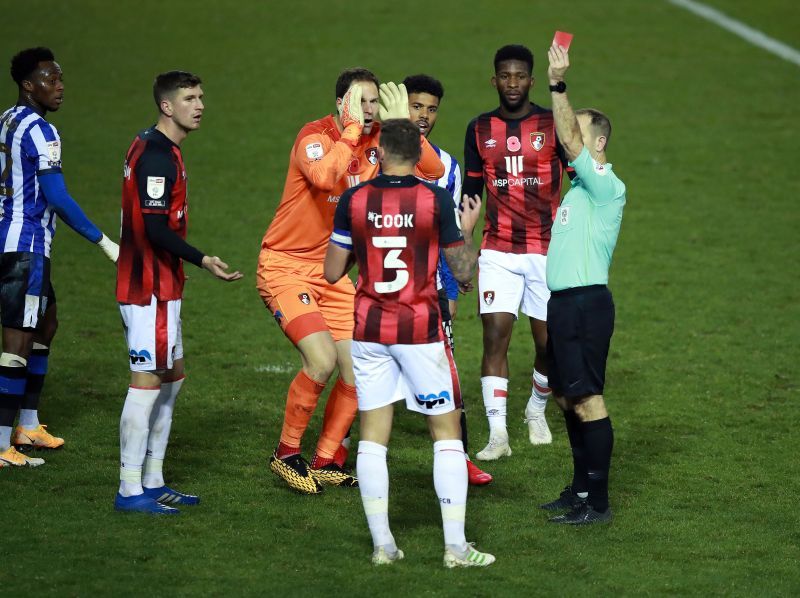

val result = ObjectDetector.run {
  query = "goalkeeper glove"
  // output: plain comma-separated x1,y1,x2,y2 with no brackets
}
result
338,84,364,146
378,82,410,121
97,233,119,263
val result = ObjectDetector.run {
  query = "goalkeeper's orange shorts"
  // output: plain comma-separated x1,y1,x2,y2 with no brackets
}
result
257,248,355,344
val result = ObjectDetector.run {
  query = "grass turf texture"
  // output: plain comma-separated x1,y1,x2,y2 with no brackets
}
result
3,0,799,595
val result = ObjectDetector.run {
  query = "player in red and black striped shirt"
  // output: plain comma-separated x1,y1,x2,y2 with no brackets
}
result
114,71,242,516
324,119,495,567
463,44,568,460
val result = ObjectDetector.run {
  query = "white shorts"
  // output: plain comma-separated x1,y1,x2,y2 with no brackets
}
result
120,296,183,372
351,340,462,415
477,249,549,320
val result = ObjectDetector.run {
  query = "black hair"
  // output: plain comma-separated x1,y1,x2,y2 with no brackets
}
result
335,67,379,100
11,47,55,85
379,119,421,163
153,71,202,107
493,44,533,73
402,74,444,100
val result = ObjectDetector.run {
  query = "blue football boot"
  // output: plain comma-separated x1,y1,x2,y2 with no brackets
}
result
143,485,200,506
114,493,180,515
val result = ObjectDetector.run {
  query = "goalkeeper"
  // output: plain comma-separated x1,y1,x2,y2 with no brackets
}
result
257,69,444,495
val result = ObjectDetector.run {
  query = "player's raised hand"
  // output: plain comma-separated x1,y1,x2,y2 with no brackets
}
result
201,256,243,282
338,84,364,129
459,194,482,236
547,43,570,82
378,82,410,121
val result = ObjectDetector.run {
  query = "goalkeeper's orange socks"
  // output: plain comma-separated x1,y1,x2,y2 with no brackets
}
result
312,378,357,466
277,370,325,459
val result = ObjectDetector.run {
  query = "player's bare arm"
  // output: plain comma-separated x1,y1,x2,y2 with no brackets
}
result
547,44,583,161
201,256,243,281
547,44,582,160
323,244,352,284
443,194,481,283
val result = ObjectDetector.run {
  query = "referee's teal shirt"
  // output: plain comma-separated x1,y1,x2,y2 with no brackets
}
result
546,146,626,292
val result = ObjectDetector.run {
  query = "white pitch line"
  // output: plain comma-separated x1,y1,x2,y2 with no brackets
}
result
667,0,800,67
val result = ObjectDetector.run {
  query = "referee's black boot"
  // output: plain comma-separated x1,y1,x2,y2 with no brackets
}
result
548,502,612,525
539,485,586,511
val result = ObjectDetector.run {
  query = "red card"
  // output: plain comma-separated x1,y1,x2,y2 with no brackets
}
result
553,31,573,51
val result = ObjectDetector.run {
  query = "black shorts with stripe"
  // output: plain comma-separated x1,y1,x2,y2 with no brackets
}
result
546,285,614,399
0,252,56,330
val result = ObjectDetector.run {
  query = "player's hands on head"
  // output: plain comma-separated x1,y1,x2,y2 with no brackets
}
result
339,84,364,129
378,82,410,121
459,194,482,236
547,43,570,82
201,255,243,282
97,234,120,263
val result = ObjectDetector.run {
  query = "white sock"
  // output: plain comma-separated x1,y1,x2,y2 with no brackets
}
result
18,409,39,429
356,440,396,551
119,386,160,497
433,439,468,553
481,376,508,435
143,378,183,489
526,369,551,413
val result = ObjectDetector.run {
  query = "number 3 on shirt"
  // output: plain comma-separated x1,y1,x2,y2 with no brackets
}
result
372,236,409,294
0,142,12,197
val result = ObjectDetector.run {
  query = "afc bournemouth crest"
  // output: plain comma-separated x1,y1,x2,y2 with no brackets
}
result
483,290,495,305
298,293,311,305
366,147,379,165
531,132,545,152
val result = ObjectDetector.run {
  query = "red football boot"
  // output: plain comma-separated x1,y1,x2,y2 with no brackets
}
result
467,459,493,485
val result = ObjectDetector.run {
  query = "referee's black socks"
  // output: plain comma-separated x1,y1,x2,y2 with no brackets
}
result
581,417,614,513
563,409,588,495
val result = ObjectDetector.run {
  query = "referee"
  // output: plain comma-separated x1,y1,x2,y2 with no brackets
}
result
538,42,627,525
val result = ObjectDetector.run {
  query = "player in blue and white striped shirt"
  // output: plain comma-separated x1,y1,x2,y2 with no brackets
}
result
0,47,118,467
404,74,492,486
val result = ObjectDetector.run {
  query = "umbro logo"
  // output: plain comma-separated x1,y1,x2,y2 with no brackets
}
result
484,139,497,149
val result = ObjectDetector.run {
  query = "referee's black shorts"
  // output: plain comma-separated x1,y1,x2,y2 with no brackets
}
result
546,285,614,399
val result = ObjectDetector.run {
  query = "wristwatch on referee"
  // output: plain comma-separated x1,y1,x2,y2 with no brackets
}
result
549,81,567,93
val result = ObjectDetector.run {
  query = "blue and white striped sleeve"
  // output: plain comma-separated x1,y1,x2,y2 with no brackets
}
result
450,160,462,207
26,121,62,174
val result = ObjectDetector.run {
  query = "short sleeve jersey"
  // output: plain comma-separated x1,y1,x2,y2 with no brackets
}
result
116,127,189,305
331,174,464,345
0,105,62,257
546,147,627,292
464,104,566,255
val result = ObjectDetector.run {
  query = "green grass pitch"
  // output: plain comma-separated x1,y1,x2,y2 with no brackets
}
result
3,0,799,595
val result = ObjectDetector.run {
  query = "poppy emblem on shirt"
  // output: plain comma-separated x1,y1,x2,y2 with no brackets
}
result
366,147,379,165
506,136,521,152
298,293,311,305
531,132,545,152
348,158,360,174
483,290,495,305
